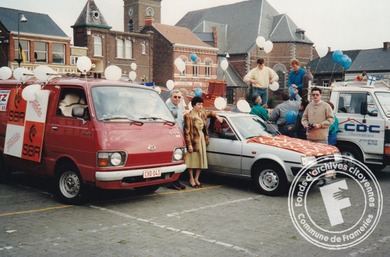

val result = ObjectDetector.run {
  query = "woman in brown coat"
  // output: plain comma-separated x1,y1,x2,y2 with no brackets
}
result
184,97,223,188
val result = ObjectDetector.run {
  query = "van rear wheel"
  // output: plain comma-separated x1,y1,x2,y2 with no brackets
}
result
56,163,87,205
0,155,9,182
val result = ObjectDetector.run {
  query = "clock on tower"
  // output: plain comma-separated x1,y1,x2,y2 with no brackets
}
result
124,0,161,32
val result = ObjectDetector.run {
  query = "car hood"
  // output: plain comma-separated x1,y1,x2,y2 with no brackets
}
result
247,135,339,156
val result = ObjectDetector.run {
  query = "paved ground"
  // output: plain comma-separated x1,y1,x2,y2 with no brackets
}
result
0,167,389,257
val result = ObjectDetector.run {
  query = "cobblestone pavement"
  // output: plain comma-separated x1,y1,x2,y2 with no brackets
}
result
0,167,389,257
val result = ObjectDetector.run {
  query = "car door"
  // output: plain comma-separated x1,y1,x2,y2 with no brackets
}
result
337,92,385,155
206,117,243,174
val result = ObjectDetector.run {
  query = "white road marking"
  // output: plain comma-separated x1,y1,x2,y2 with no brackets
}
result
90,204,257,256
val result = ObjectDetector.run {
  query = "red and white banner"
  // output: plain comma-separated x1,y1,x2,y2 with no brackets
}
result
4,87,49,162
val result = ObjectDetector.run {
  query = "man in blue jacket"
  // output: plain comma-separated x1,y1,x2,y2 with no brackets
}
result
287,59,306,99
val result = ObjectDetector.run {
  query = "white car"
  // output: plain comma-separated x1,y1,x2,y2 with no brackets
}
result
206,112,340,196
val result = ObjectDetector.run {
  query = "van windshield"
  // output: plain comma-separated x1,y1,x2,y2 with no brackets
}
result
91,86,175,123
375,92,390,117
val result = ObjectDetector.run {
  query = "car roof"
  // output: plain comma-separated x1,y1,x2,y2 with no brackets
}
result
216,111,254,118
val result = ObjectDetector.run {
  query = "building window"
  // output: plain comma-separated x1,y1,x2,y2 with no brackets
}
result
116,39,124,58
94,36,102,56
52,43,65,64
205,59,212,78
116,39,133,59
193,63,199,78
70,56,78,65
141,42,146,55
14,39,29,62
125,40,132,59
128,19,134,32
34,42,47,63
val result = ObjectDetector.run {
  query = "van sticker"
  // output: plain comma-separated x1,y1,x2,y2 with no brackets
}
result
4,88,49,162
0,90,11,111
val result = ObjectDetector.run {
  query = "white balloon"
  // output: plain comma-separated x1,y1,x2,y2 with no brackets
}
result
154,86,161,94
214,97,227,110
256,36,266,48
264,40,273,53
104,65,122,81
269,82,279,91
315,45,329,58
220,59,229,71
13,67,33,82
175,58,186,73
33,65,57,82
76,56,92,73
130,62,137,70
0,66,12,80
22,84,41,102
166,80,175,90
129,71,137,81
237,100,251,113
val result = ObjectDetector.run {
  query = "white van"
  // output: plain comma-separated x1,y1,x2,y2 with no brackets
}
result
329,80,390,170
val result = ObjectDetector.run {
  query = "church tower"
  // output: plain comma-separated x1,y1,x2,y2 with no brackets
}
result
124,0,162,32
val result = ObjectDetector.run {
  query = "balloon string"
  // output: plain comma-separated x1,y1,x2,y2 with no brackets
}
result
329,63,337,84
313,57,321,75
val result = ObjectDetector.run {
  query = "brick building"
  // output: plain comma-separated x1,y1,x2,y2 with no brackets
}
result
176,0,316,105
72,0,153,81
142,23,218,90
0,7,75,74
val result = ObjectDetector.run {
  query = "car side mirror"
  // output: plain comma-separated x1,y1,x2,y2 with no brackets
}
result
360,102,367,116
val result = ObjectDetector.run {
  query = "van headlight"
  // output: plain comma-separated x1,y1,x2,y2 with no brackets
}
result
172,147,185,161
97,151,126,167
301,156,316,166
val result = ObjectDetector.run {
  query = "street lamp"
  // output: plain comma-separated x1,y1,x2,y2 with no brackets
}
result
16,13,27,67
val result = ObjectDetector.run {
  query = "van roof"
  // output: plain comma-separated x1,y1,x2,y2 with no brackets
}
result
0,77,153,91
331,80,390,93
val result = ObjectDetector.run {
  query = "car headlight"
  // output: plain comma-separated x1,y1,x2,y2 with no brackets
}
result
172,147,185,161
97,151,126,167
301,156,316,166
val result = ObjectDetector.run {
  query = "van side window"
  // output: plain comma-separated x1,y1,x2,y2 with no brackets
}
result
57,88,89,119
338,93,366,114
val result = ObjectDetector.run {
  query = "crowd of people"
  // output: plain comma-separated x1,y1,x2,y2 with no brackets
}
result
166,58,339,190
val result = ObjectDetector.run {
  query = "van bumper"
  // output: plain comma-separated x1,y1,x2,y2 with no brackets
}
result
95,164,186,189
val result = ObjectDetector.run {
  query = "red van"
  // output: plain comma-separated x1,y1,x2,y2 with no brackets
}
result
0,77,186,204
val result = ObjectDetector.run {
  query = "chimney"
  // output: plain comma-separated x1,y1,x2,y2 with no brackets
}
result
145,16,154,27
383,42,390,51
212,26,218,48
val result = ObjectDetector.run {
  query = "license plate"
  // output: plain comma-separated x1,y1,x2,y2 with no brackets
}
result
143,169,161,178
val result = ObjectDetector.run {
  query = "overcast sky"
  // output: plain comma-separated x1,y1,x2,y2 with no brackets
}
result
1,0,390,51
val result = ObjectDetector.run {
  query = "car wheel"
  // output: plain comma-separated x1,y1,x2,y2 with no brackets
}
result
134,185,160,194
55,163,87,205
253,163,287,196
338,144,363,162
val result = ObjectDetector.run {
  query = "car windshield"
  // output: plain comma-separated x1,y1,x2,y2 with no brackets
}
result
91,86,175,123
230,116,278,139
375,92,390,117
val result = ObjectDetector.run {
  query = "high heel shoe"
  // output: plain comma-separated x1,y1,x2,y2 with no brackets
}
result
195,182,203,188
189,181,198,188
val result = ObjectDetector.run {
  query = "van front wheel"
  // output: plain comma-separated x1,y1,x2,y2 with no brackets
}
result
56,164,87,205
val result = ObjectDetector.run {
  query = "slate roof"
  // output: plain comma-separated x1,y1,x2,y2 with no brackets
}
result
152,23,215,48
217,60,248,88
306,50,361,75
72,0,111,29
176,0,313,55
348,48,390,72
0,6,68,38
